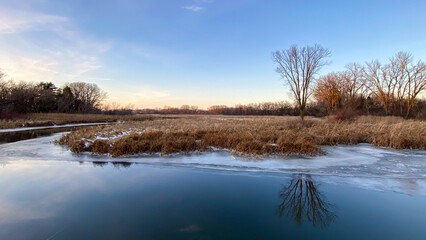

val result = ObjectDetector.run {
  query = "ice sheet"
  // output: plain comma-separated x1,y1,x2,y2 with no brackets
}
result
1,133,425,179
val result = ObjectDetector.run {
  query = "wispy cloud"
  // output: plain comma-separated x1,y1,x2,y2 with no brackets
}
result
182,0,215,13
0,8,112,85
182,6,204,12
0,8,68,34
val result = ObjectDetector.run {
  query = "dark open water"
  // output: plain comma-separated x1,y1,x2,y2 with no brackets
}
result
0,128,425,239
0,161,425,239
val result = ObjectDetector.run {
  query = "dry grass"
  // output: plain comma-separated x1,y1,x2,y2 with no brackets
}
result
57,115,426,157
0,113,159,129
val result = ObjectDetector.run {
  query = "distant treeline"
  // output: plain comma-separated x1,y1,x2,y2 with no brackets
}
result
135,99,425,119
0,70,112,116
214,99,425,118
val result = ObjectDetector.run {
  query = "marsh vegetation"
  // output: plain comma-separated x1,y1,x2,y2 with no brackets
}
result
57,115,426,157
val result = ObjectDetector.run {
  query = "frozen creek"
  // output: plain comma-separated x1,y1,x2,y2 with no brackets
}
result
1,131,426,239
1,132,425,195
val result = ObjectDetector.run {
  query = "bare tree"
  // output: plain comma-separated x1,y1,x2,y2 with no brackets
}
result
365,52,426,117
180,105,191,114
102,102,120,111
0,69,5,80
364,60,394,114
387,52,411,115
405,58,426,118
67,82,107,113
208,105,227,114
342,63,367,105
273,45,331,121
0,69,9,114
8,81,39,113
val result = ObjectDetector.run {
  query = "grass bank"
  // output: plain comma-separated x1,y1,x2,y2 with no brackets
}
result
0,113,158,129
57,115,426,157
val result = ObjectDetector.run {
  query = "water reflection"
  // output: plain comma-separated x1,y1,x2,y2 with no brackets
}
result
92,161,109,167
1,160,426,239
91,161,133,168
277,174,337,228
112,161,133,168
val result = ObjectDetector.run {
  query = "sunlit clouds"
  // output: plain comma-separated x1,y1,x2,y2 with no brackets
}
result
0,8,111,85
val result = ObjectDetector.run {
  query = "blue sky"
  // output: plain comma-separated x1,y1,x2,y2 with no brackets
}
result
0,0,425,108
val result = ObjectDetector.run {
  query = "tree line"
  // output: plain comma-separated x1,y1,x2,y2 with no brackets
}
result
135,102,338,116
138,47,426,119
272,45,426,120
2,45,425,119
0,70,107,116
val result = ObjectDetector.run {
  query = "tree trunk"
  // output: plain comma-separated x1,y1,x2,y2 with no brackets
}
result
300,107,305,122
406,101,412,119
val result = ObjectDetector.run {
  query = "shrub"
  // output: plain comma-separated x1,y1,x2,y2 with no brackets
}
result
328,109,358,122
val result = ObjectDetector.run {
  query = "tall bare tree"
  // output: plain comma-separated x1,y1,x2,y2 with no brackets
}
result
387,52,410,115
342,63,367,105
273,45,331,121
364,60,394,114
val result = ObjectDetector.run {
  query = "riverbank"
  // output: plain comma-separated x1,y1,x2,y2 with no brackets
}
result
0,113,158,129
57,115,426,157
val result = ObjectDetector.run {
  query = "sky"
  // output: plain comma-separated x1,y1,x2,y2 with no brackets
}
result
0,0,425,109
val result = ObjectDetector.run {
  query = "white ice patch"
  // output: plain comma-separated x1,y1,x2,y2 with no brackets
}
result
321,177,426,196
1,133,426,195
90,129,142,141
0,133,425,179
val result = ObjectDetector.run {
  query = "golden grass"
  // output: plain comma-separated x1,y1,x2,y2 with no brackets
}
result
0,113,158,129
57,115,426,157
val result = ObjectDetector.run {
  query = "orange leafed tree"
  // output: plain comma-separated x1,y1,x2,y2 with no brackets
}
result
314,72,344,112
